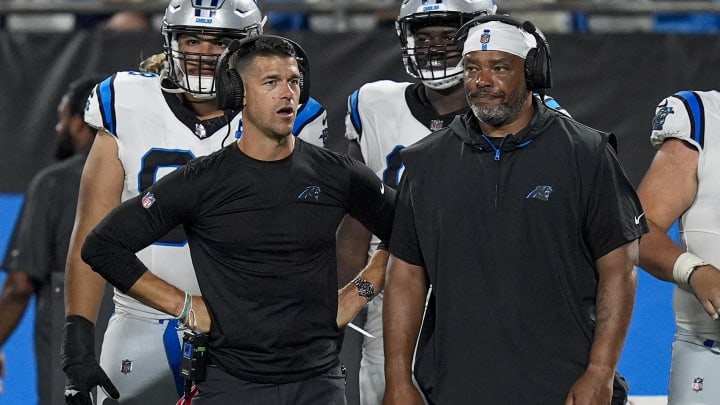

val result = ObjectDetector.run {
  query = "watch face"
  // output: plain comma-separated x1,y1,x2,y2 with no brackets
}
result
353,278,375,301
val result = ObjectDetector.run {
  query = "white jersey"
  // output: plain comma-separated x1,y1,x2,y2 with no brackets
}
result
345,80,470,390
346,81,432,188
650,90,720,340
86,71,327,319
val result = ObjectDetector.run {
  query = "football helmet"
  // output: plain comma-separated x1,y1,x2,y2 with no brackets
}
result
161,0,264,99
397,0,498,90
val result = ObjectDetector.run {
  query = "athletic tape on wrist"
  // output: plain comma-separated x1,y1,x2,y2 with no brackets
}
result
177,292,192,322
673,252,709,285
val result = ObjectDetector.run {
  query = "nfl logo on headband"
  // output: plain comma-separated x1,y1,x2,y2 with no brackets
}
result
481,29,491,44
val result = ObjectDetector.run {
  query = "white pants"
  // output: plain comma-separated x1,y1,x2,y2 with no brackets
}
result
98,311,184,404
667,328,720,405
359,294,385,405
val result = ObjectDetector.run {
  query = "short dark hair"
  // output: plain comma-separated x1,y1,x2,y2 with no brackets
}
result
230,36,298,74
65,75,103,117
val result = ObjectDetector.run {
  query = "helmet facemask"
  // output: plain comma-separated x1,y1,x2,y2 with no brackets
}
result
397,10,492,90
165,33,231,99
160,0,264,99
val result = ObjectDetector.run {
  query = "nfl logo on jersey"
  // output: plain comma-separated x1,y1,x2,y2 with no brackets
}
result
430,119,443,132
141,192,156,209
121,359,133,374
692,377,704,392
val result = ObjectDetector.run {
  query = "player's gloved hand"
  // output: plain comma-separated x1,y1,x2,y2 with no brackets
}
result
61,315,120,404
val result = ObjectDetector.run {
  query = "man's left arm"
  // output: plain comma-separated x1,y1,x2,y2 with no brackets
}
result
337,248,388,328
337,162,396,328
565,240,638,405
80,169,212,330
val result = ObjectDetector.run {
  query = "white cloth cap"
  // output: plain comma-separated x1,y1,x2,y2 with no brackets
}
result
462,20,537,59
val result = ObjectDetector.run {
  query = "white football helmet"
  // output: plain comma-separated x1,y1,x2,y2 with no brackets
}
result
161,0,264,99
397,0,498,90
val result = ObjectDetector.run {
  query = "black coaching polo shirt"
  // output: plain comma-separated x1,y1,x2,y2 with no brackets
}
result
390,104,646,404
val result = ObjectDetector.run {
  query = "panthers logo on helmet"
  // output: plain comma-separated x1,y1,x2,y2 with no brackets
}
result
651,100,674,131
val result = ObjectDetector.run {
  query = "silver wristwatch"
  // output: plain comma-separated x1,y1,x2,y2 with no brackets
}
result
351,278,375,302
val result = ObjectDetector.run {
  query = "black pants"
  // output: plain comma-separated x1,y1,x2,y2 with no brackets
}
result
192,363,347,405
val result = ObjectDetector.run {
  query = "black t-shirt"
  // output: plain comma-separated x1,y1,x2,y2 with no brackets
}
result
82,139,395,384
390,105,647,404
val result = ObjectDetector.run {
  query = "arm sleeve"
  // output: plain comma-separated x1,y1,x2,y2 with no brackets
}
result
346,160,395,243
583,143,648,261
81,167,200,292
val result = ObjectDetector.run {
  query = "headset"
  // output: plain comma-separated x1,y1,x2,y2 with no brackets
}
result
215,35,311,111
456,14,552,92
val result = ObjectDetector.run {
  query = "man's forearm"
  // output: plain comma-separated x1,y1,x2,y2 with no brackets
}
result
383,255,427,386
638,220,684,283
588,242,638,374
336,214,373,287
65,254,107,322
127,271,186,318
337,248,389,327
353,248,389,292
0,273,34,346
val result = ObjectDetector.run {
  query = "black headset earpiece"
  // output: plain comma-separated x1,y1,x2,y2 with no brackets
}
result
215,39,245,111
456,14,552,92
214,35,311,111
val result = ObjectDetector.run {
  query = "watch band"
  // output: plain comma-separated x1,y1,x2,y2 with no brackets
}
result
351,278,375,302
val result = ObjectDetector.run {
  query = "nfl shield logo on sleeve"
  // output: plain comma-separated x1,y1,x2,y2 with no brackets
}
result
141,193,156,209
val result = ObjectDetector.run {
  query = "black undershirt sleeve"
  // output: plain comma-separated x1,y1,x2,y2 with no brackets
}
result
81,200,152,293
81,169,197,293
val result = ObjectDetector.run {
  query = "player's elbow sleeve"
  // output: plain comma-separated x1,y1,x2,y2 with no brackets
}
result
81,230,146,293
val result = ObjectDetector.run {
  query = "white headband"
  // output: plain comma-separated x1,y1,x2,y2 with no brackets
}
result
462,20,537,59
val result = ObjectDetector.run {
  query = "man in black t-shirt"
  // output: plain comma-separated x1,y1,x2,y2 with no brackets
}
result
79,36,394,405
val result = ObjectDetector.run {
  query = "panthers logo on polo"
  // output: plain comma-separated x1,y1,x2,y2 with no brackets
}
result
651,100,674,131
526,185,554,202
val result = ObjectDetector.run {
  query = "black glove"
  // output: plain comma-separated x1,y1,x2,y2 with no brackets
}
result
611,371,629,405
61,315,120,404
